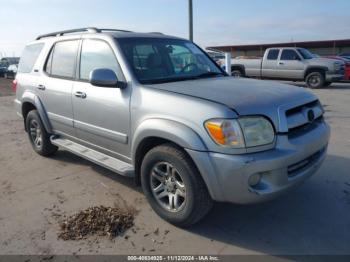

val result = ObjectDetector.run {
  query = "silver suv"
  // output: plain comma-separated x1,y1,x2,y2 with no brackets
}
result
15,28,330,226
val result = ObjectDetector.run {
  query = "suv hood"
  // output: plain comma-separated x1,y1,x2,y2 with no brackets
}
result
147,77,317,132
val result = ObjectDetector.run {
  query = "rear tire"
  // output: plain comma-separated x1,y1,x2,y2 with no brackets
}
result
231,69,243,78
141,144,213,227
305,72,325,89
25,110,58,156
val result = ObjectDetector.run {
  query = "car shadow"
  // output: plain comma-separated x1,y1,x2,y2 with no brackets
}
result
188,154,350,255
51,150,142,194
52,151,350,255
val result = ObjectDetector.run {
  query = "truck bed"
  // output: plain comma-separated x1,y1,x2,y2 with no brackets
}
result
232,57,262,77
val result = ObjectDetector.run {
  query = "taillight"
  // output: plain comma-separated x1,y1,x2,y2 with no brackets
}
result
12,80,17,92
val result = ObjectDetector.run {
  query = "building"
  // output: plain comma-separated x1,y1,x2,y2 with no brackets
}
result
207,39,350,58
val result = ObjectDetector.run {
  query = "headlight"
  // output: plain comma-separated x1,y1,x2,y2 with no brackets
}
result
238,117,275,147
205,117,275,148
334,62,341,71
205,119,245,148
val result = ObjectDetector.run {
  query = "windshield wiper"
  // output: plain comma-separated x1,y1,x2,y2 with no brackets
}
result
141,72,225,84
142,76,196,84
194,72,224,79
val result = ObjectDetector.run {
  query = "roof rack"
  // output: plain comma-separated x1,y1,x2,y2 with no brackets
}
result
98,28,132,33
36,27,132,40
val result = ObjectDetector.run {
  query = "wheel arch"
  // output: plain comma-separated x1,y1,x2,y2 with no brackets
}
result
304,66,328,79
231,64,246,76
21,92,53,133
131,119,208,185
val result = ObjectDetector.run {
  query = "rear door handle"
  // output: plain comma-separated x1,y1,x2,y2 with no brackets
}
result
37,84,46,90
279,62,284,65
74,91,87,99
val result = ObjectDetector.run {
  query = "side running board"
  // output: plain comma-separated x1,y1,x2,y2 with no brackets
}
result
50,136,134,177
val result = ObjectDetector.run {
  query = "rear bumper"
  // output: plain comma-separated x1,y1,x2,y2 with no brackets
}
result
186,120,330,204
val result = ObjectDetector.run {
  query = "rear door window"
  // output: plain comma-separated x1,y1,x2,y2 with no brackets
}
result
18,43,44,73
47,40,79,79
267,49,279,60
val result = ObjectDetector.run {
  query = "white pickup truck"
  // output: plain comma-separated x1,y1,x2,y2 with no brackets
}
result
229,47,345,88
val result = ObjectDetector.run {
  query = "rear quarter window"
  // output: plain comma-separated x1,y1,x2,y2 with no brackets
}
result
18,43,44,73
267,49,279,60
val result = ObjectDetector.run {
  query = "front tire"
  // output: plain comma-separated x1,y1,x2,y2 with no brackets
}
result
306,72,325,89
25,110,58,156
141,144,213,227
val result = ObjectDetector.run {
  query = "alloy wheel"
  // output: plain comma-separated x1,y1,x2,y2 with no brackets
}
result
150,162,186,212
308,75,321,88
29,119,42,148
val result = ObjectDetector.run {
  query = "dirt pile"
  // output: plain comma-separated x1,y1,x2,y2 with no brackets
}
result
58,206,135,240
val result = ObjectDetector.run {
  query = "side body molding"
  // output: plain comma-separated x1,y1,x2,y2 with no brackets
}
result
21,91,53,134
131,118,208,162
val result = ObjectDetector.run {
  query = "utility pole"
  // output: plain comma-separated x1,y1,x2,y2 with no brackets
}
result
188,0,193,41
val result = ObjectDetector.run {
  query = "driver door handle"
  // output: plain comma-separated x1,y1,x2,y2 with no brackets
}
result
37,84,46,90
74,91,87,99
278,62,284,65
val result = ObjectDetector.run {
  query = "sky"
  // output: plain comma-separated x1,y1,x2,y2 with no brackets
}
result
0,0,349,57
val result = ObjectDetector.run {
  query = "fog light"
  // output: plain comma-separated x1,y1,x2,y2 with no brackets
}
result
248,173,262,187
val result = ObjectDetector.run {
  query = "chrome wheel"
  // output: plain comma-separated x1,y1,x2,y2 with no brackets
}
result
29,119,42,148
150,162,186,212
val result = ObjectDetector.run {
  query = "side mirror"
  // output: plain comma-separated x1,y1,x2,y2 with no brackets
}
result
89,68,126,88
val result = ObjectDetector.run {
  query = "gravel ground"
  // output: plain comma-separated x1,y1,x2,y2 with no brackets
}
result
0,78,350,256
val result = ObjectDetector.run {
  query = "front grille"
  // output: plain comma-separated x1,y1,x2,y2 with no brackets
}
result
288,147,326,177
288,116,323,138
336,64,346,75
285,100,318,117
285,100,324,134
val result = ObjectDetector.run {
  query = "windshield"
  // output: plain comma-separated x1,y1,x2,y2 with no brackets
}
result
297,48,316,60
118,38,225,84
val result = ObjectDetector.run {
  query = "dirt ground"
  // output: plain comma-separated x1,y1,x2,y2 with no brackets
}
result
0,78,14,97
0,78,350,256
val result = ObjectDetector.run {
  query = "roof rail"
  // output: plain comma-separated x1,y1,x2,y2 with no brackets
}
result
36,27,132,40
98,28,132,33
36,27,98,40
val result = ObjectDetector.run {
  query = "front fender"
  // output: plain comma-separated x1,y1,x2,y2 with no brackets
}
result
304,66,329,77
21,91,53,133
131,118,223,199
131,118,208,160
